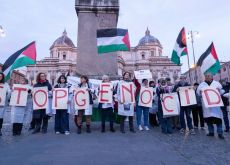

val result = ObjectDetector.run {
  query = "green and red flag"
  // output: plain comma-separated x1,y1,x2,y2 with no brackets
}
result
171,27,188,65
2,41,36,81
97,28,130,54
197,42,221,75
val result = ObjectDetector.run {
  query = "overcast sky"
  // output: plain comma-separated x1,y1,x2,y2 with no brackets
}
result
0,0,229,73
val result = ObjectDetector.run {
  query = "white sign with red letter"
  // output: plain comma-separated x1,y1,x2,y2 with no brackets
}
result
120,82,135,104
10,84,28,106
33,87,48,110
98,83,113,103
161,92,180,117
201,87,224,108
179,86,197,106
138,87,153,107
74,87,89,110
0,85,7,106
52,88,68,109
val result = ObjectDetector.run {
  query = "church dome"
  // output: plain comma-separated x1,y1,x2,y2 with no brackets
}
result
50,30,75,49
138,28,161,46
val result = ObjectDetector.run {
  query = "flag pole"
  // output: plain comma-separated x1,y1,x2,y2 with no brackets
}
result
186,54,192,84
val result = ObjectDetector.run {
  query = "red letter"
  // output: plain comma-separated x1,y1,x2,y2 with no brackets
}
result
204,89,221,105
140,89,152,105
75,90,86,107
54,89,67,107
121,84,134,103
184,89,191,105
13,87,27,104
100,84,110,102
162,96,174,112
33,90,47,108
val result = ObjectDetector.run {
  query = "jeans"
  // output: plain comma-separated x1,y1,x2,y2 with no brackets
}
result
206,117,223,134
136,105,149,126
55,110,69,132
158,107,173,133
221,106,229,130
180,107,193,130
192,106,204,127
101,107,114,128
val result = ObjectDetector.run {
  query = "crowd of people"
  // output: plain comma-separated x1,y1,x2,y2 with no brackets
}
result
0,71,229,140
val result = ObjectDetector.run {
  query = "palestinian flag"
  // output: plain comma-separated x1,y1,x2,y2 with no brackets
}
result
97,28,130,54
171,27,188,65
197,42,221,75
2,41,36,81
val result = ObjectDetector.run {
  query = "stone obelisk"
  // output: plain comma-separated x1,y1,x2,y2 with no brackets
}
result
75,0,119,79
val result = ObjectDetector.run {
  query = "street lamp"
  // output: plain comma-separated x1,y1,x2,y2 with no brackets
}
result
187,30,200,83
0,25,6,37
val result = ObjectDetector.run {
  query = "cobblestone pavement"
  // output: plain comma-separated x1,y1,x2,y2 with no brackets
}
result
0,109,230,165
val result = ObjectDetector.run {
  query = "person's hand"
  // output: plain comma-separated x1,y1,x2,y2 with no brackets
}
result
176,88,180,92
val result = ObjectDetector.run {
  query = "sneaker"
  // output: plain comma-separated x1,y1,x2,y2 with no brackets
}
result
189,129,196,135
110,128,115,133
55,131,60,134
65,131,70,135
180,128,185,134
144,126,150,131
138,125,143,131
218,134,225,139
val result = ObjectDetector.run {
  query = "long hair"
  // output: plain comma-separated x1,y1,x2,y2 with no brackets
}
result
57,75,67,84
0,72,5,83
36,72,46,83
122,72,131,79
80,75,89,83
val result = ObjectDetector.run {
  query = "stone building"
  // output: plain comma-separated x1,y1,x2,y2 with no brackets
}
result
26,30,77,85
117,28,181,83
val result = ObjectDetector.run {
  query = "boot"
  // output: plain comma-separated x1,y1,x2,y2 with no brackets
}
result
129,117,136,133
218,134,225,139
110,123,115,133
101,124,105,133
120,117,125,133
17,124,23,135
12,123,17,136
77,126,82,134
86,125,91,133
0,118,3,136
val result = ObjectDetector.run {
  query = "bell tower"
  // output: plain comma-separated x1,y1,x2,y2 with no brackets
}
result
75,0,119,79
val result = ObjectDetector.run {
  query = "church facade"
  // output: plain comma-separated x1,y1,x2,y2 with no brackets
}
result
27,28,181,85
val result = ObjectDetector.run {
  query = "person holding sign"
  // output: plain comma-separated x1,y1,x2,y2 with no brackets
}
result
134,78,151,131
98,75,115,133
156,79,173,134
117,72,136,133
173,75,195,135
10,78,32,136
53,75,70,135
149,81,159,128
197,72,225,139
32,73,52,134
0,72,11,136
74,75,94,134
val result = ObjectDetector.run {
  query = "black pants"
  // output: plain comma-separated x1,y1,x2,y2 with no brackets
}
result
149,113,158,127
120,115,134,131
55,110,69,133
30,118,36,129
12,123,23,135
101,107,114,128
192,106,204,127
33,109,49,132
221,106,230,130
0,118,3,130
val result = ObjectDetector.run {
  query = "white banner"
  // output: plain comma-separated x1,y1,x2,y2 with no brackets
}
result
120,82,135,104
10,84,28,106
74,87,89,110
134,70,152,79
138,87,153,108
201,87,224,108
0,85,7,106
161,92,180,117
52,88,68,110
33,87,48,110
179,86,197,106
98,83,113,103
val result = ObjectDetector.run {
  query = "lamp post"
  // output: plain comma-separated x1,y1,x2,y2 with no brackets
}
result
0,25,6,37
187,30,199,83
